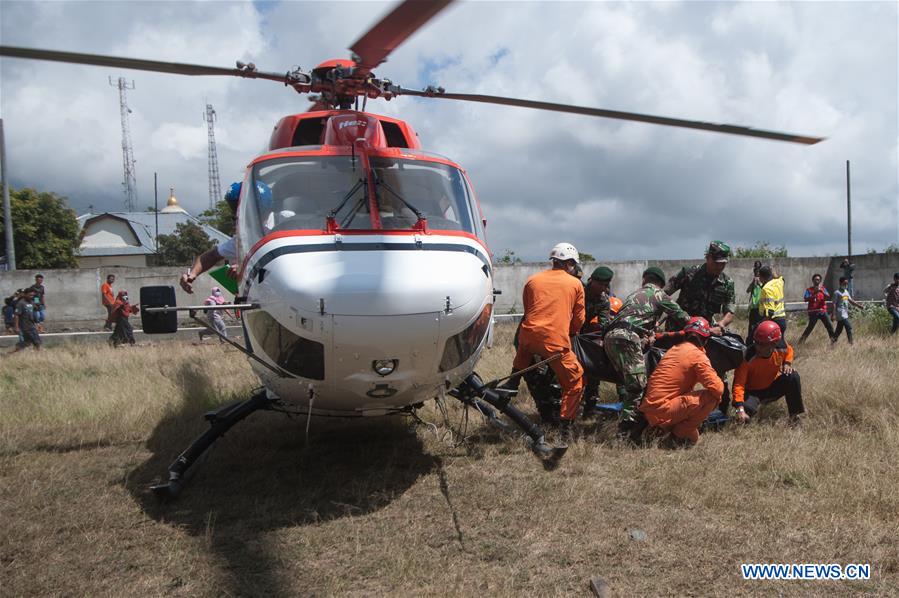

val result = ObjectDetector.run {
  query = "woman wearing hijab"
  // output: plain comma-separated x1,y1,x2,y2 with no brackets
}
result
109,290,139,347
198,286,230,342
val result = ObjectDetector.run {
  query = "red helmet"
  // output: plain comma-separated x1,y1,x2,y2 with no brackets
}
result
754,320,782,344
683,316,711,338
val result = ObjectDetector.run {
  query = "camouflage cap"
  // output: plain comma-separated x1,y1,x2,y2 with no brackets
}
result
706,240,731,262
643,266,666,285
590,265,614,281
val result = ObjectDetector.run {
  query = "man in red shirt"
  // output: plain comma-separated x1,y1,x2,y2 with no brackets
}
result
798,273,834,344
640,317,723,445
502,243,585,443
733,321,804,425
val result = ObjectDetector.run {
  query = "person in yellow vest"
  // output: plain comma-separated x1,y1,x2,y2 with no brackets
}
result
755,265,786,342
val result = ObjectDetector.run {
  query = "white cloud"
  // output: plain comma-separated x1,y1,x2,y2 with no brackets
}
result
0,0,896,258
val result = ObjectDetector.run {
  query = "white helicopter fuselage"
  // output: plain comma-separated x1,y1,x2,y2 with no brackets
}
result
231,124,496,416
240,232,494,415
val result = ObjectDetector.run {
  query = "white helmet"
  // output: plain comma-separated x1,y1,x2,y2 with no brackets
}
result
549,242,580,264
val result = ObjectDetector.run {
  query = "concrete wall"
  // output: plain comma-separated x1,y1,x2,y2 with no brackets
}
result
2,253,896,323
78,255,148,269
1,267,225,324
492,253,899,313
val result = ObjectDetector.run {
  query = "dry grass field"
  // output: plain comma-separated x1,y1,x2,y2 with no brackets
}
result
1,317,898,597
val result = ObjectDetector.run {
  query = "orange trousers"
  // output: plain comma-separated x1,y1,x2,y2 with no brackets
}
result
513,335,584,421
640,389,719,443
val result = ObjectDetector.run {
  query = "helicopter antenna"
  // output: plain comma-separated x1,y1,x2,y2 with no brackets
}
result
109,76,137,211
204,103,222,210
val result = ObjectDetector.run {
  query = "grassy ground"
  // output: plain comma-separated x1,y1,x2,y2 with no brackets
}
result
1,318,897,596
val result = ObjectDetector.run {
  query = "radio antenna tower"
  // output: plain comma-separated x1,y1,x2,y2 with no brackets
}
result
205,104,222,210
109,77,138,211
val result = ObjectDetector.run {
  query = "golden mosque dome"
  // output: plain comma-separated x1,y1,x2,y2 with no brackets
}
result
161,187,187,214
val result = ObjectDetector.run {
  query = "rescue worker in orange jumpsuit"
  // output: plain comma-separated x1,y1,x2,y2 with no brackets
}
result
501,242,585,443
640,317,724,446
732,320,803,425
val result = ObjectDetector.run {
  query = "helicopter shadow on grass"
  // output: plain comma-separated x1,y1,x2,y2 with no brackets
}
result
125,361,440,596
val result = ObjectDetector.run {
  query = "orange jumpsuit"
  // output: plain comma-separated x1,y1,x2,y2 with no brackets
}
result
732,344,794,405
639,341,724,442
513,269,585,421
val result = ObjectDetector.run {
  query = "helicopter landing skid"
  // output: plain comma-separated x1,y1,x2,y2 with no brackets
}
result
449,373,562,462
150,389,277,502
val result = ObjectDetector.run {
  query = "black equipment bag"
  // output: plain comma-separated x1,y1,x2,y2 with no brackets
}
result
705,331,747,372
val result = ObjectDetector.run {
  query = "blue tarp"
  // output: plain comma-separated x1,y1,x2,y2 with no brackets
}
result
587,402,731,428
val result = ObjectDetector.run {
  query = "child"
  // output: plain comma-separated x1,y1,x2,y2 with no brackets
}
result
832,276,864,345
109,290,139,347
198,286,231,342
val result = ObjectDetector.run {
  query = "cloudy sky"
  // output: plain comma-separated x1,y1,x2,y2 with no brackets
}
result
1,1,896,260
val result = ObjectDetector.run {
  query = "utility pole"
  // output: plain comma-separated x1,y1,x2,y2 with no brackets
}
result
154,172,159,252
846,160,852,259
110,77,138,211
1,118,15,270
205,104,222,210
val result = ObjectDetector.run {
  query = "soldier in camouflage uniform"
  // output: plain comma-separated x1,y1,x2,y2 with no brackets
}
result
664,240,736,332
584,266,614,333
582,266,615,415
604,267,689,429
664,240,737,410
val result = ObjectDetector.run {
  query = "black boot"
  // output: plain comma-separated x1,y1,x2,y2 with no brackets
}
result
558,418,574,445
627,411,649,445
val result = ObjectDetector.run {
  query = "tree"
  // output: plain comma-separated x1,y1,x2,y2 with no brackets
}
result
0,187,80,269
734,241,788,259
199,200,236,236
579,252,595,263
496,249,522,265
155,221,215,266
868,244,899,254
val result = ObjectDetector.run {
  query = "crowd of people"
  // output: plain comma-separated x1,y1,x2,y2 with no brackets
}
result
3,271,232,352
501,240,899,456
3,274,46,352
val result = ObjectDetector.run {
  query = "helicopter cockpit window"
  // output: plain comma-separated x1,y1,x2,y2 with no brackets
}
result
370,158,476,233
238,155,480,248
240,156,372,245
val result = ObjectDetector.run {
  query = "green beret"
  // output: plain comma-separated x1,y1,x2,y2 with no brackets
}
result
643,266,666,285
590,266,614,281
707,240,731,261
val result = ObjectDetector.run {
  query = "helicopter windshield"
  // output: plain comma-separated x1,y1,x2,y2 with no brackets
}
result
243,156,367,241
370,157,476,233
239,155,479,246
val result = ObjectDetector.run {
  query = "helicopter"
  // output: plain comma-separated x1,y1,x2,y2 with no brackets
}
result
0,0,824,499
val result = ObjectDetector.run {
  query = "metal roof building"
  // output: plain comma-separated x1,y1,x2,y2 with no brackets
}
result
76,190,229,268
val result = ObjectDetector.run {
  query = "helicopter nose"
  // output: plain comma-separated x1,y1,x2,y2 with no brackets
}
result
244,243,493,410
252,243,491,317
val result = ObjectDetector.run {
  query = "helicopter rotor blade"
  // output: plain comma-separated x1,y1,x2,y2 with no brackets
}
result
0,45,307,87
400,88,825,145
350,0,453,73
